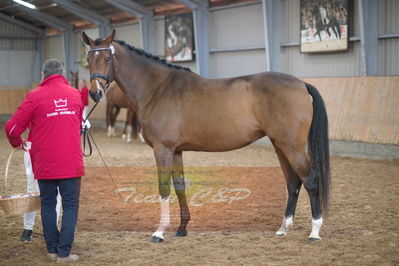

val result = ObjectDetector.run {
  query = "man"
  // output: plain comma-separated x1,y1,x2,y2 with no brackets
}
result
5,59,84,263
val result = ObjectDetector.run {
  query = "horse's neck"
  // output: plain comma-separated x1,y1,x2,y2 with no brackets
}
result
113,49,170,112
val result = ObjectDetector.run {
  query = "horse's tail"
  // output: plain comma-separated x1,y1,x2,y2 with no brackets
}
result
305,83,331,217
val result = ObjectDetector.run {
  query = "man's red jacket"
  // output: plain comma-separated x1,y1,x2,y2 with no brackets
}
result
5,74,85,180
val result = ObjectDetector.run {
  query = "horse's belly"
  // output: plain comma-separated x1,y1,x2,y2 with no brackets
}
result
178,126,265,152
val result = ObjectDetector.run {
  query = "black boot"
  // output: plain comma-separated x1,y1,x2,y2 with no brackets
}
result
20,229,32,243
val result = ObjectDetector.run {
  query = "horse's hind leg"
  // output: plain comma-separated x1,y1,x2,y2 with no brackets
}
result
273,140,323,241
172,151,190,237
272,141,302,236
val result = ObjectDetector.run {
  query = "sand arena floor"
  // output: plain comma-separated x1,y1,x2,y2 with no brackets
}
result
0,127,398,265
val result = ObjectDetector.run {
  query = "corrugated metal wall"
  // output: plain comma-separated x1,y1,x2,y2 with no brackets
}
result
113,23,141,47
0,19,37,50
46,34,64,63
0,19,39,88
379,0,399,34
209,2,265,78
209,3,264,49
281,42,361,77
378,0,399,76
379,38,399,76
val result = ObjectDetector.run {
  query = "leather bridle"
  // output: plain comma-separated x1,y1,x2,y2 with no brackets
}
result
88,45,115,94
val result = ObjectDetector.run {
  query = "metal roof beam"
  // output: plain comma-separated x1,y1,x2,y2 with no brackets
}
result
12,4,73,31
0,12,44,35
52,0,109,25
104,0,153,18
176,0,209,9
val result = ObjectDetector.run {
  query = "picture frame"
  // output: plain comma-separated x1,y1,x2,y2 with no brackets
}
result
165,13,194,62
300,0,349,53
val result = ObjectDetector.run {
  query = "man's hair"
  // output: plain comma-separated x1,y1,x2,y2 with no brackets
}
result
42,59,64,79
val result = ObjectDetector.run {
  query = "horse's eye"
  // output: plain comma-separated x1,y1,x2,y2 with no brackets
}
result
105,57,111,63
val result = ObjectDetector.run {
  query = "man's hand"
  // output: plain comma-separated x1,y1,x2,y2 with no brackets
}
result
81,120,91,130
17,141,28,152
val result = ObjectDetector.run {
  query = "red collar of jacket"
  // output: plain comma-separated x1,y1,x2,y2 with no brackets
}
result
39,74,69,87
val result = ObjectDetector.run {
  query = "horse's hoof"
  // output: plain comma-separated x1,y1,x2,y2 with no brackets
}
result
275,231,287,236
150,236,164,243
308,237,320,242
175,230,188,237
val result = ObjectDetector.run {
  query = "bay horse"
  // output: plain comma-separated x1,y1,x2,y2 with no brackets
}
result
82,30,330,243
106,81,142,143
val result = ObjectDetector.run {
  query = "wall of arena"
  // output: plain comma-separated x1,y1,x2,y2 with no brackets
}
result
1,0,398,146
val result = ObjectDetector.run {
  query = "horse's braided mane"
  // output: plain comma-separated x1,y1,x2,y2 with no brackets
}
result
104,39,191,72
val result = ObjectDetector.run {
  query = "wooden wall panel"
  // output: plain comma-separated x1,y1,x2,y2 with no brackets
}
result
303,76,399,145
0,88,30,115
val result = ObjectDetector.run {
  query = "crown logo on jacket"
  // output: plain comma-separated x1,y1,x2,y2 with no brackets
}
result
54,99,67,108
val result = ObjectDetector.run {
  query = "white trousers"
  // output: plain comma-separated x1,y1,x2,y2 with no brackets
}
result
23,150,62,230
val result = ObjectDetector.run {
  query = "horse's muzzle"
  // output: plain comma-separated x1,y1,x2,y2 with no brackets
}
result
90,89,103,102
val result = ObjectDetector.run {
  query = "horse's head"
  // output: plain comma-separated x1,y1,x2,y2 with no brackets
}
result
82,30,116,102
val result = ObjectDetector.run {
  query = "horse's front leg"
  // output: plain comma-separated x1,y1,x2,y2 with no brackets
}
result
172,151,190,237
150,145,174,243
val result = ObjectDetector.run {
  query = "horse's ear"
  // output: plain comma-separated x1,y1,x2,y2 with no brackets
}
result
104,29,116,45
82,31,94,46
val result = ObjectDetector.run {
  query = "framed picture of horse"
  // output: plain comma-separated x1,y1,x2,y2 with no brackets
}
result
165,13,194,62
300,0,349,53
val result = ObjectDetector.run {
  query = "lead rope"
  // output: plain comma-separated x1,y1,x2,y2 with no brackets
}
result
81,93,126,203
85,130,126,203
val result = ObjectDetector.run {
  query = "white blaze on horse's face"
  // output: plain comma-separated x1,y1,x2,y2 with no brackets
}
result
95,80,105,101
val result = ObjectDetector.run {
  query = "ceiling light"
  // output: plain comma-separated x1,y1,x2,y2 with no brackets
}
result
13,0,37,9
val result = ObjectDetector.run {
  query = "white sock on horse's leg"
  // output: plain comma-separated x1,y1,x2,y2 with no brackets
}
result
308,216,323,240
107,126,112,137
152,196,170,240
275,215,294,236
126,125,132,143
